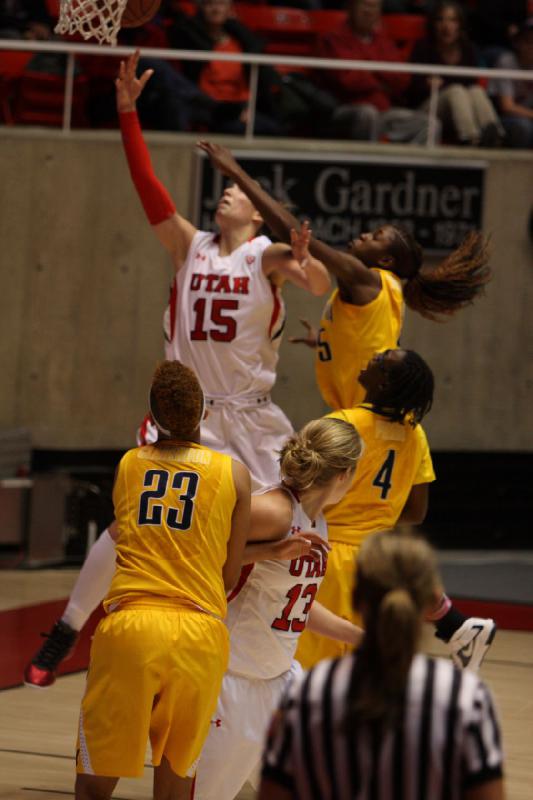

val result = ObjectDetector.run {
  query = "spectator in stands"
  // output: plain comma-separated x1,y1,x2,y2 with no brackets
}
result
316,0,434,143
491,19,533,148
77,20,215,132
408,1,504,146
167,0,284,135
470,0,528,66
0,0,53,40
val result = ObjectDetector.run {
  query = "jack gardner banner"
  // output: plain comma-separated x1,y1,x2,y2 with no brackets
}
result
193,151,486,254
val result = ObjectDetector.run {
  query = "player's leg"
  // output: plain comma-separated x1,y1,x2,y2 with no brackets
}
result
76,608,159,781
24,523,118,687
151,610,230,793
200,401,293,490
194,664,300,800
153,756,192,800
25,412,160,686
75,774,118,800
295,541,359,669
246,402,294,488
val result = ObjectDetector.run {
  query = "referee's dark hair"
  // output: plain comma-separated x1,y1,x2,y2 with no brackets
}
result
371,349,434,426
348,532,441,725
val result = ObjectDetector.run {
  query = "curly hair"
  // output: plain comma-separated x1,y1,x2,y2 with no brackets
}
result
394,229,491,321
150,360,204,441
370,349,434,426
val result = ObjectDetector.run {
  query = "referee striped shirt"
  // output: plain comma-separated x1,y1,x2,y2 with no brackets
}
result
262,653,503,800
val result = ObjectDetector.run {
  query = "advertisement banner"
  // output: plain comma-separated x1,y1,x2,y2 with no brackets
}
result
193,151,486,253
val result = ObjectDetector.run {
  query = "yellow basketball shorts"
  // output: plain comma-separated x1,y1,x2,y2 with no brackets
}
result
76,604,229,778
295,541,362,669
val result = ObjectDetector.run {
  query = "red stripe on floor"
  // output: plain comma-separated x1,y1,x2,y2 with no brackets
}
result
451,598,533,632
0,599,104,690
1,596,531,690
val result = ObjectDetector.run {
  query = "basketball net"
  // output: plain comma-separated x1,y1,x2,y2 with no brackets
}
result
55,0,128,46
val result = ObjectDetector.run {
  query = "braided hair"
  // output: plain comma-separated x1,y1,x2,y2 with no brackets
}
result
389,227,491,321
370,349,434,426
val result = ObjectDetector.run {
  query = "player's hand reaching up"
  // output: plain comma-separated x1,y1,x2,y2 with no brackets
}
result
272,531,330,563
197,141,240,178
116,49,153,114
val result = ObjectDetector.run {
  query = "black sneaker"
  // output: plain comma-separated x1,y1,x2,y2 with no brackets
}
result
24,619,79,688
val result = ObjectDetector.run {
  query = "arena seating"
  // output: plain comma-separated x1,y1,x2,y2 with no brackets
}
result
0,4,453,129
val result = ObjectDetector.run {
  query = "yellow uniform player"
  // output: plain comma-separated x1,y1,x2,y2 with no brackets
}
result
197,142,491,416
296,348,436,667
75,361,251,800
315,270,403,410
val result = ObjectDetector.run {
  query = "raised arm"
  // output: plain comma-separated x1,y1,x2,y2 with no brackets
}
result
261,222,331,296
197,141,378,293
117,51,197,268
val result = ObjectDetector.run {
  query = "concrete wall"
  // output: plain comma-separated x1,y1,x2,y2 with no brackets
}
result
1,130,532,451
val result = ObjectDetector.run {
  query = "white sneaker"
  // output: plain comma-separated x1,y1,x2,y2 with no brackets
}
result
448,618,497,672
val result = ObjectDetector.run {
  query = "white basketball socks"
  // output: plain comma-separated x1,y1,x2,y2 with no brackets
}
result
61,528,117,632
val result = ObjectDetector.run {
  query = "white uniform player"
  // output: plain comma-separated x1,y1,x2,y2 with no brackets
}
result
168,231,292,486
139,231,293,487
192,487,328,800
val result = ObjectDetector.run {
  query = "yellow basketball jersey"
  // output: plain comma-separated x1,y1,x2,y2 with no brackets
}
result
315,270,404,410
105,441,236,619
324,406,435,546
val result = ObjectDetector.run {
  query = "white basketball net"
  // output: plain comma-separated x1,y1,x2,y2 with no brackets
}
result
55,0,128,46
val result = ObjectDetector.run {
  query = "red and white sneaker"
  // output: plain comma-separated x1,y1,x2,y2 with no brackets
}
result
24,620,79,688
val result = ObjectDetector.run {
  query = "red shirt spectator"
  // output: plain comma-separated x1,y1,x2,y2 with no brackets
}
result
317,0,409,111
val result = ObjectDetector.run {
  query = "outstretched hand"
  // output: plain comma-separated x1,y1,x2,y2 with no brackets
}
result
273,531,330,563
290,220,312,266
289,317,318,349
197,140,240,177
115,49,153,114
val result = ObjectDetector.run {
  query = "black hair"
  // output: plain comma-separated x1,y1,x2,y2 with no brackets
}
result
428,0,467,42
370,349,434,426
386,226,491,321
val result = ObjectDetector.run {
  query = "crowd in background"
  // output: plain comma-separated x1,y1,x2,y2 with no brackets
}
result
0,0,532,147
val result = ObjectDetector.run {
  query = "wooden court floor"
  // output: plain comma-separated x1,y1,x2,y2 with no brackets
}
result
0,570,532,800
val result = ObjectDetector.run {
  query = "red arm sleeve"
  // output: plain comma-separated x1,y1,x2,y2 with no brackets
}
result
119,110,176,226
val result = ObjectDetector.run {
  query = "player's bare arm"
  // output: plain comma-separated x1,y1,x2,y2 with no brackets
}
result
246,489,294,542
117,50,197,267
397,483,429,525
243,531,331,566
307,601,363,647
197,140,380,296
223,460,252,591
261,222,331,296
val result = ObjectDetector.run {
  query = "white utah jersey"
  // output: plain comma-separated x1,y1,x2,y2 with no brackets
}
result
226,490,328,680
163,231,286,399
